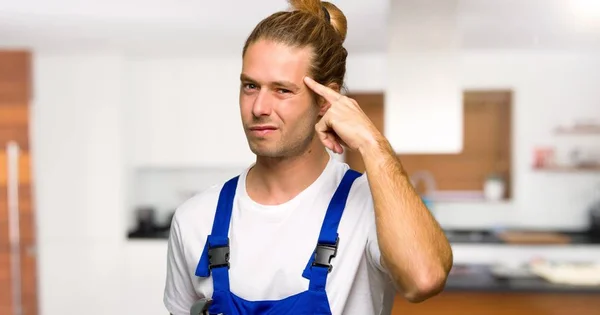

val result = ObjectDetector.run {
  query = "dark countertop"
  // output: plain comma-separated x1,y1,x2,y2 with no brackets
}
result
444,229,600,245
446,264,600,294
128,229,169,239
127,225,600,294
128,227,600,245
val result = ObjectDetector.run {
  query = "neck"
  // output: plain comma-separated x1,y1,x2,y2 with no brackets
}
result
246,140,331,205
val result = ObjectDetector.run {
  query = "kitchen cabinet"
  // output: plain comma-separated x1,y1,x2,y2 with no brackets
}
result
386,0,463,154
347,92,512,198
392,292,600,315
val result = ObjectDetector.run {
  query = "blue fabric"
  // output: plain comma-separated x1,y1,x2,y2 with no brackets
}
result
302,169,362,280
195,176,239,278
195,169,362,315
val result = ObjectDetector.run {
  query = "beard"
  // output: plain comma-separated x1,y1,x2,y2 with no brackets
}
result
244,108,319,159
246,125,316,158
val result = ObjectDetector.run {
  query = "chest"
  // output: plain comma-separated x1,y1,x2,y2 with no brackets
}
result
191,201,371,303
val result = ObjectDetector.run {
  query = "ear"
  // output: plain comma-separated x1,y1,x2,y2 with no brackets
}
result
318,82,341,116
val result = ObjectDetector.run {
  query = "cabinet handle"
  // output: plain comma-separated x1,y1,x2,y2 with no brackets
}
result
7,141,23,315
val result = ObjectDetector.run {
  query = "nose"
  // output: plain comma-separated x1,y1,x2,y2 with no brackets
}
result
252,89,273,117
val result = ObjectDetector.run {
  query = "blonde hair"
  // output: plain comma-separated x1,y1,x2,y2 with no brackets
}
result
242,0,349,91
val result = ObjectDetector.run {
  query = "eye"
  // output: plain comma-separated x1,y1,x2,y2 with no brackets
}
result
277,88,292,94
243,83,257,90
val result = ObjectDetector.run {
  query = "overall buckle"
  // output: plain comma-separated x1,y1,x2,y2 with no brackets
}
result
190,298,213,315
208,243,230,270
312,237,339,272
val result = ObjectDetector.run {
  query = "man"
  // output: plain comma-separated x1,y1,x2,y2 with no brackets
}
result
164,1,453,314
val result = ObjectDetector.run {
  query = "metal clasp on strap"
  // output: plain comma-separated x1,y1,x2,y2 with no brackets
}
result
312,237,339,272
208,244,230,270
190,298,213,315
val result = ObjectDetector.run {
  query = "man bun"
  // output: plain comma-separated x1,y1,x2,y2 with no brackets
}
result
288,0,348,42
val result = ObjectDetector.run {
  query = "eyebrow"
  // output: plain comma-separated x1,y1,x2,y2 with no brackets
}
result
240,74,300,90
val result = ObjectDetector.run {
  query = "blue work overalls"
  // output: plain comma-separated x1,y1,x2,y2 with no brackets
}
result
193,169,362,315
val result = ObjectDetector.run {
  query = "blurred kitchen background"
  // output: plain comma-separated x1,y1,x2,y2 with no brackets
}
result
1,0,600,314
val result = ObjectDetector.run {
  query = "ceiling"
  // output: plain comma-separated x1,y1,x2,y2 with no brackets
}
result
0,0,599,55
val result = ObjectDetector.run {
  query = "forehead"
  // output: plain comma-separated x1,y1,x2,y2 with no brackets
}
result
242,39,313,83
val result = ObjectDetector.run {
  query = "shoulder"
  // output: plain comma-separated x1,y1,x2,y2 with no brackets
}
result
348,169,373,204
170,174,241,238
326,157,371,194
173,183,222,224
328,158,372,206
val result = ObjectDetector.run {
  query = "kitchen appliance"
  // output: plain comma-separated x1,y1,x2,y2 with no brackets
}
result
490,263,539,280
135,206,158,234
589,199,600,237
588,183,600,237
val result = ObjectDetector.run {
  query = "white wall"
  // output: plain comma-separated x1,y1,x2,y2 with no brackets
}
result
126,56,252,168
32,52,130,315
31,50,600,315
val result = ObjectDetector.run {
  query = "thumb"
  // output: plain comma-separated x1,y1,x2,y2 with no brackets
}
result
315,119,336,152
315,118,343,153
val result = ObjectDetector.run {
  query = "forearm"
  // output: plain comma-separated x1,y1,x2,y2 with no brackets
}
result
359,136,453,302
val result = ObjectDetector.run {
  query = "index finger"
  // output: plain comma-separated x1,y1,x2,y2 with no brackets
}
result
303,76,341,103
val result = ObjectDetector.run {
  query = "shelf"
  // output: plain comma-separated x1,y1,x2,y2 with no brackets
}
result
554,126,600,135
533,165,600,172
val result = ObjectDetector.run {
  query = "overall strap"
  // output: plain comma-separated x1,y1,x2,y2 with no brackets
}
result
304,169,362,291
194,176,239,294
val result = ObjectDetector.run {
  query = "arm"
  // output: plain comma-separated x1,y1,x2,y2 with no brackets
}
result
359,136,453,303
302,76,452,302
164,215,200,314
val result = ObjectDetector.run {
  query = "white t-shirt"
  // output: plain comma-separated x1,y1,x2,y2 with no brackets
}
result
164,154,397,315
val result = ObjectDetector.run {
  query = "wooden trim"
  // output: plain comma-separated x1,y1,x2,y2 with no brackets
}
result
0,105,29,127
0,152,32,186
0,49,36,315
0,127,29,150
0,51,31,105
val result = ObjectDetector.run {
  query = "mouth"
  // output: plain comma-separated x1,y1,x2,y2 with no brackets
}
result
248,125,278,136
249,125,276,130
